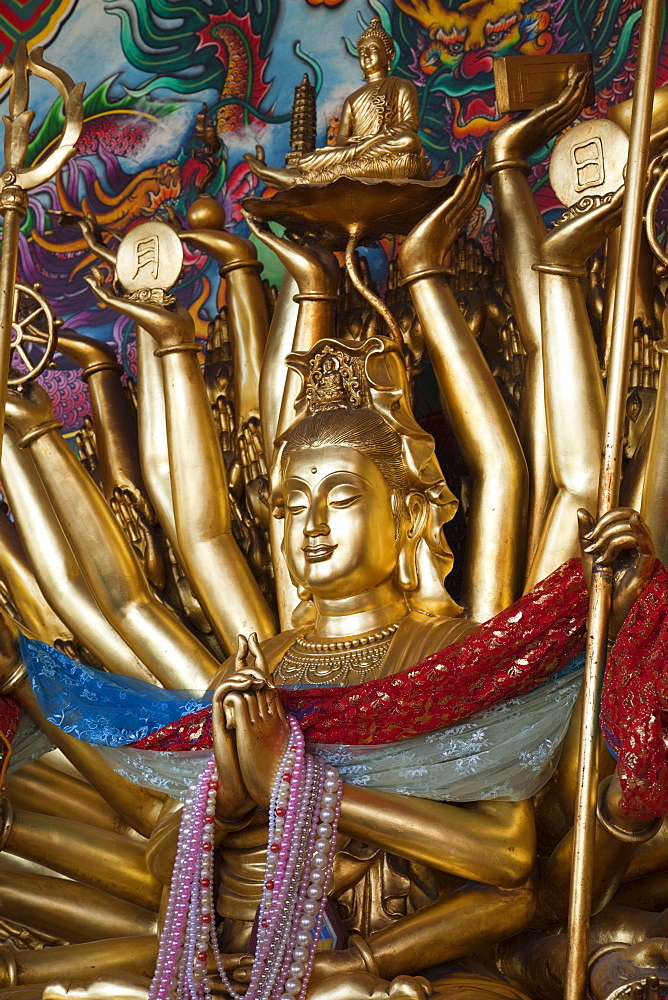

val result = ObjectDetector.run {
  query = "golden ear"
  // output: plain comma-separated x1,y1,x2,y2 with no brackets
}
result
406,491,428,539
396,492,427,592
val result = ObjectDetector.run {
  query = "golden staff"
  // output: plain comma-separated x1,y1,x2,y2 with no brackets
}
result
564,2,664,998
0,42,83,458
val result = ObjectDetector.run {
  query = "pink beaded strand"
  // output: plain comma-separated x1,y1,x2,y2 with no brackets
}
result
149,715,342,1000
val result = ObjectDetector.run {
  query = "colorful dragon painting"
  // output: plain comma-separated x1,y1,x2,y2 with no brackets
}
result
389,0,666,168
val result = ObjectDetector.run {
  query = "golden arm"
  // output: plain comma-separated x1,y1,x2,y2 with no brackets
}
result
0,936,158,988
178,227,268,429
0,501,73,644
540,511,657,917
600,87,668,371
242,213,340,442
0,799,161,909
0,656,164,838
525,190,625,588
6,759,146,838
259,272,300,466
4,385,220,688
56,329,145,501
399,155,528,620
258,273,301,627
641,334,668,565
134,323,182,556
340,784,535,887
243,216,341,628
85,277,277,652
487,71,593,566
1,426,157,683
306,789,536,981
0,864,157,943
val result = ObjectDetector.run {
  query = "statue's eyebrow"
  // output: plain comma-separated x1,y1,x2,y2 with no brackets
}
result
283,476,311,490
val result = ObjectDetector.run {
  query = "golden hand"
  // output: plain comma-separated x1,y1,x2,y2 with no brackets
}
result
589,940,668,1000
211,636,270,822
211,632,273,698
578,507,655,636
53,210,118,266
84,269,195,349
398,152,484,275
109,487,166,592
4,382,56,436
241,209,340,296
224,685,290,810
238,417,266,486
178,227,251,267
309,973,432,1000
541,184,625,268
487,68,592,164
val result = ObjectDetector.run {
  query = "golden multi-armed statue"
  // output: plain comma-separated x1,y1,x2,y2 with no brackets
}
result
2,11,668,1000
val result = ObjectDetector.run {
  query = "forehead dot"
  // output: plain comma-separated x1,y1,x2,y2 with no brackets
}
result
310,467,317,474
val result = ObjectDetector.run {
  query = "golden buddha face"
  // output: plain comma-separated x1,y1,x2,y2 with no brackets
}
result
359,39,390,79
282,444,403,601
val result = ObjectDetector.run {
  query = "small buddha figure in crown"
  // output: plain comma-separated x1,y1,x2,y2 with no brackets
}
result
244,18,431,189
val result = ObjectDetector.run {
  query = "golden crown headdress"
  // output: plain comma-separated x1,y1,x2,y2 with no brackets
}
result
277,336,461,617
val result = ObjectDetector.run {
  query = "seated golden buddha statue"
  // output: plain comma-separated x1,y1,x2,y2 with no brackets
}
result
244,18,431,189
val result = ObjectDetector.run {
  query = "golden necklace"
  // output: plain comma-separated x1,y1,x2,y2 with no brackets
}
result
275,622,400,687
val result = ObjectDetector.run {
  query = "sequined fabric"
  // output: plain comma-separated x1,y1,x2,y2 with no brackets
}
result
96,662,583,802
0,696,20,754
136,559,590,750
601,560,668,820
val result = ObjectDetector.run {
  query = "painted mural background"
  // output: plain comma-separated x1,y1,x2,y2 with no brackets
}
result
0,0,666,432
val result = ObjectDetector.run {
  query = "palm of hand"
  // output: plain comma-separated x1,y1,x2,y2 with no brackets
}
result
487,70,591,164
226,687,290,809
541,188,624,267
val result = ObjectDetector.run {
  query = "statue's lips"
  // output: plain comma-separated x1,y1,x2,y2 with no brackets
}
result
302,543,337,561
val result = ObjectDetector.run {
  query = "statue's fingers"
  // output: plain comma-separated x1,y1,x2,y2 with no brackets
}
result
223,698,238,729
255,687,270,721
234,633,249,671
232,964,252,984
273,690,287,723
585,507,639,539
582,530,641,561
221,954,253,972
223,690,248,729
582,520,638,550
577,507,596,541
242,690,260,725
630,512,655,554
84,274,110,300
247,631,270,678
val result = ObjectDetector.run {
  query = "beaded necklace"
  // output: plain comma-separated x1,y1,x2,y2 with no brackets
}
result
275,622,400,686
149,714,342,1000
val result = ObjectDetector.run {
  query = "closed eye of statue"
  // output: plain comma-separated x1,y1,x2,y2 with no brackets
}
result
328,489,363,509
